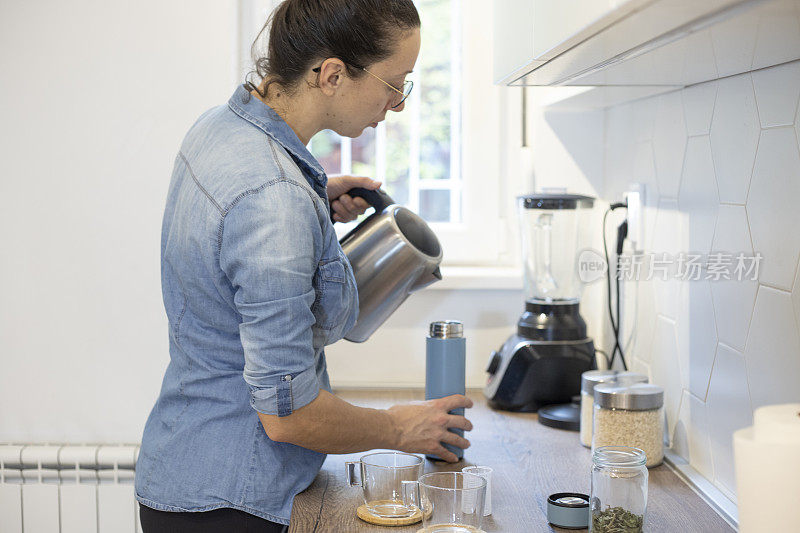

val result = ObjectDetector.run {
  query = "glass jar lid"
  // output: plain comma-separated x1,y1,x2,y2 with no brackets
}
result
581,370,648,395
614,371,649,387
581,370,619,395
594,383,664,410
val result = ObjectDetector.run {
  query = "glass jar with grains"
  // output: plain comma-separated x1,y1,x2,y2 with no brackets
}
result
590,446,648,533
580,371,648,448
592,383,664,467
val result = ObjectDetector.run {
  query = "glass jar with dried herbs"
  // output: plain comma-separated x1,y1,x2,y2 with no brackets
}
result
590,446,647,533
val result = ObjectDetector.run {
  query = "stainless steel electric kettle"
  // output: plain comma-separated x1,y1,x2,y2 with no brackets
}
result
338,187,443,342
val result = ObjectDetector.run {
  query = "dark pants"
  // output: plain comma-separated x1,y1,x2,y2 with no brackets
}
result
139,504,288,533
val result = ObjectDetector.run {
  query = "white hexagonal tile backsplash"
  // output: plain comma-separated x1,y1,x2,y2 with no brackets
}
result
706,343,753,497
747,127,800,290
793,266,800,335
650,201,684,320
602,59,800,499
682,80,717,137
632,141,659,251
751,60,800,127
744,286,800,409
678,136,719,255
711,205,758,352
673,390,713,480
649,316,683,444
653,91,687,199
676,281,718,400
710,74,760,205
627,278,657,364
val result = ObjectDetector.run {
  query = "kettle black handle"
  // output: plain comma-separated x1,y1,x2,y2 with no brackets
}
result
330,187,395,223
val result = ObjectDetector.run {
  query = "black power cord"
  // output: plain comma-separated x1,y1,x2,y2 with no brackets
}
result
615,219,628,369
602,203,629,370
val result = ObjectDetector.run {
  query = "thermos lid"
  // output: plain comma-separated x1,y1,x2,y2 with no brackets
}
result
429,320,463,339
594,383,664,411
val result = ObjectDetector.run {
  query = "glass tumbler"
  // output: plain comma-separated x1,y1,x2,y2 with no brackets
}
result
590,446,648,533
402,472,487,533
346,452,424,518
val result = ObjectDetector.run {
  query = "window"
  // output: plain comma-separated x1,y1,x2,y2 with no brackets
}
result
239,0,512,266
311,0,461,225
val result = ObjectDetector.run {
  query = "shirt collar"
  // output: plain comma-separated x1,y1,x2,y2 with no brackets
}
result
228,85,326,184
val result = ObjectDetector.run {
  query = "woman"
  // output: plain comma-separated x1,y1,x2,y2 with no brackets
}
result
134,1,473,531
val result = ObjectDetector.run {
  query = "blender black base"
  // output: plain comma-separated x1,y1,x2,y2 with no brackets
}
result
483,301,596,412
484,336,595,412
487,399,541,413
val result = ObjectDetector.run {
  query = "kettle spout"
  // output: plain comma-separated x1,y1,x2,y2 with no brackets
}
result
410,266,442,292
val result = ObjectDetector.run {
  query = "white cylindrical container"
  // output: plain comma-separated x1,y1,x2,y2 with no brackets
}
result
734,403,800,532
592,383,664,468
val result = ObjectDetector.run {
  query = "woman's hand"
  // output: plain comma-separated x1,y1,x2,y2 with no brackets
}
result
387,394,474,463
327,175,382,223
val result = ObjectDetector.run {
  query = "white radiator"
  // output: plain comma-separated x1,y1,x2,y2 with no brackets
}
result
0,444,142,533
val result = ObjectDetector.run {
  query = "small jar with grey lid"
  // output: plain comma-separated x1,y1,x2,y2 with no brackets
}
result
592,383,664,467
580,371,648,448
590,446,648,532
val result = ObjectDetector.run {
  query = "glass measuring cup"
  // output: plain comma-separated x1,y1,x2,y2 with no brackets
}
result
402,471,487,532
345,451,424,518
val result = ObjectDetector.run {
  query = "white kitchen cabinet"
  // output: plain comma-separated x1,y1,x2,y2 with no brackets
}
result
492,0,642,84
493,0,800,105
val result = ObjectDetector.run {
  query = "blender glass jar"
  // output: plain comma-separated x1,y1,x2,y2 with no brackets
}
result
518,193,595,303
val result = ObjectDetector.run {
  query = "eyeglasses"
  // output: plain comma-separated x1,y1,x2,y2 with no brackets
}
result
312,63,413,109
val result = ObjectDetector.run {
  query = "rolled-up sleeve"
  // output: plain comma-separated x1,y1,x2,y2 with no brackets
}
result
219,180,323,417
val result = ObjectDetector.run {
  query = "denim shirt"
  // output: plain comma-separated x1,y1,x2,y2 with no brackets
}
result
134,85,359,525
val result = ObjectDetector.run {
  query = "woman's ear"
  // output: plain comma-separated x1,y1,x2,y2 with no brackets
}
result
317,58,347,97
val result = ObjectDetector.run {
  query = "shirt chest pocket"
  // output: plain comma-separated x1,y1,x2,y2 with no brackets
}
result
311,253,357,332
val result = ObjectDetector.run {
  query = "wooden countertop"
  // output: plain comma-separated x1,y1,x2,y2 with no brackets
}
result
289,390,733,533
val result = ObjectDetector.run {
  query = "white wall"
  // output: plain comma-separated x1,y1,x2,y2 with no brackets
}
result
0,0,238,443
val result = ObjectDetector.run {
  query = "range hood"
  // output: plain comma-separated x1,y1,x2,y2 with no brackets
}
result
499,0,800,93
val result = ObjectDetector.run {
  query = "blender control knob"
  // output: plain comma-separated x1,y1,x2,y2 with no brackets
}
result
486,351,502,375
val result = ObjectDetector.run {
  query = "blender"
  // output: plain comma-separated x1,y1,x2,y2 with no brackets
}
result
484,193,596,419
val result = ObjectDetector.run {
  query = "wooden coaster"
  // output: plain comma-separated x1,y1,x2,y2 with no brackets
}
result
356,501,424,526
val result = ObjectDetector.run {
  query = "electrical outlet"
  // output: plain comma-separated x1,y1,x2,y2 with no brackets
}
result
625,183,645,253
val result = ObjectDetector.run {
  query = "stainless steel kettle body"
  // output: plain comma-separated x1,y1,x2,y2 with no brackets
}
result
338,188,443,342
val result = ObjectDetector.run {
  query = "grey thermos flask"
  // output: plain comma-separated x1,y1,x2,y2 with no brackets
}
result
425,320,466,461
